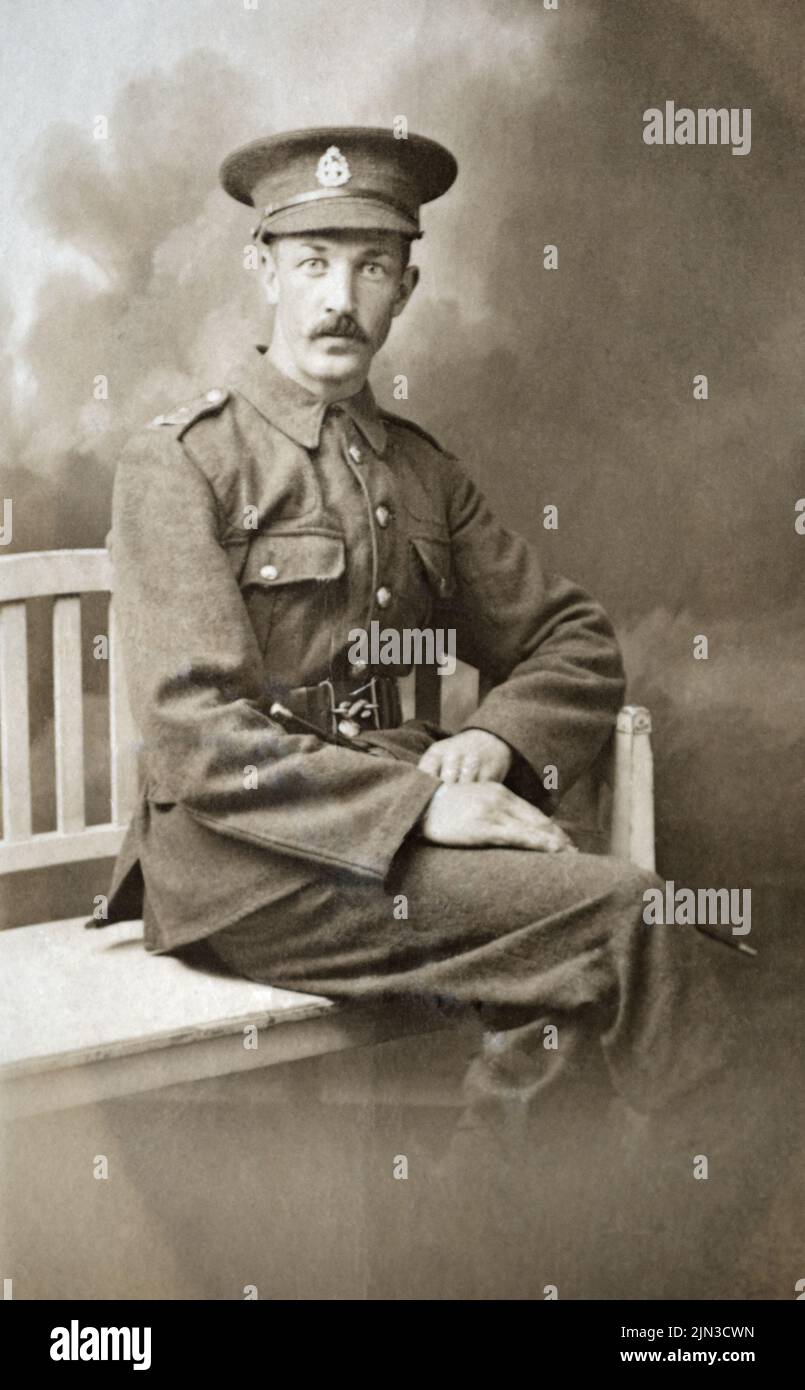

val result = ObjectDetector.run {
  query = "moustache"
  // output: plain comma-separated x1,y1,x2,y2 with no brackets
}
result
312,316,368,342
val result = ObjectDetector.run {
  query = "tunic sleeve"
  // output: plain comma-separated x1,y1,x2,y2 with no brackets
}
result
439,457,627,810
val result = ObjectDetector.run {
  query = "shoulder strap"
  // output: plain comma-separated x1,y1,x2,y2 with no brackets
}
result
148,387,231,439
378,409,455,457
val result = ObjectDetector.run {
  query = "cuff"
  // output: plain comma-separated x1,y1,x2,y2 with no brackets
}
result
458,719,555,811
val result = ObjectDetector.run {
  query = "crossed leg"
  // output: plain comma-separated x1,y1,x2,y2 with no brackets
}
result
202,839,753,1126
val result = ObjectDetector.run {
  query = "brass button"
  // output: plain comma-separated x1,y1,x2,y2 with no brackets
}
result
376,586,392,608
260,564,278,580
206,388,224,404
348,444,363,464
374,505,391,528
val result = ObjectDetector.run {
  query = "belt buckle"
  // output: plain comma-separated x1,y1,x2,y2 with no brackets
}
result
324,676,381,739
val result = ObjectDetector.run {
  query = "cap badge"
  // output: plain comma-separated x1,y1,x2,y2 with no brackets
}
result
316,145,351,188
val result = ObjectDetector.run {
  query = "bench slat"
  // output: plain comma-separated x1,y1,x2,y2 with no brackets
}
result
108,598,139,825
414,663,441,723
0,549,112,603
437,661,478,730
53,596,86,833
611,705,655,871
0,823,126,873
0,601,32,840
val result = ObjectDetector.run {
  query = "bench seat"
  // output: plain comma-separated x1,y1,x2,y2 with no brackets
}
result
0,917,462,1117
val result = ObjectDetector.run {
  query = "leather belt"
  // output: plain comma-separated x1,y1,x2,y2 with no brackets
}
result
282,675,401,741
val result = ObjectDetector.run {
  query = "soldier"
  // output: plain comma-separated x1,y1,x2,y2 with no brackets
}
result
97,127,753,1166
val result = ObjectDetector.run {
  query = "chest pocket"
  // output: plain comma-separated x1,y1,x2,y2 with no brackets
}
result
407,534,455,624
239,529,346,656
410,535,454,598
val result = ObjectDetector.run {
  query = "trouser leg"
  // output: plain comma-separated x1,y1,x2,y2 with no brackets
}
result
203,842,754,1125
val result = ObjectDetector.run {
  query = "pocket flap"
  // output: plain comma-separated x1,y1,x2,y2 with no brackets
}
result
410,536,455,599
241,530,346,588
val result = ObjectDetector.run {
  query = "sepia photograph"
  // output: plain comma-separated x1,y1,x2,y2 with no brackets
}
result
1,0,803,1334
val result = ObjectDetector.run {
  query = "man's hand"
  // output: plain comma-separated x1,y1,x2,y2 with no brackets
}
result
416,781,577,853
417,728,513,784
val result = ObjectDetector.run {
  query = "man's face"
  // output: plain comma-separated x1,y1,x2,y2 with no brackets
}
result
261,230,418,390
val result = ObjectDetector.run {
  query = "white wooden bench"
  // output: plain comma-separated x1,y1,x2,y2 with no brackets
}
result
0,548,654,1118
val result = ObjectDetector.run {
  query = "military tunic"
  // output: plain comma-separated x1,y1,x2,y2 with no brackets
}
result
99,346,752,1122
103,345,627,955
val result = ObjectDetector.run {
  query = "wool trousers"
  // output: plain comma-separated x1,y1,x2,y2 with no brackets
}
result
199,839,754,1127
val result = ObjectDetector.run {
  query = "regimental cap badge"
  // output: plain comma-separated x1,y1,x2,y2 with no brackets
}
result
315,145,351,187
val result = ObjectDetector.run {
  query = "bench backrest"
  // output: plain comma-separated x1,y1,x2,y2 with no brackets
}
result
0,550,138,873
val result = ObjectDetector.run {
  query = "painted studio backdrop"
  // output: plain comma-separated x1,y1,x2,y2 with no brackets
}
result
1,0,802,945
2,0,804,1307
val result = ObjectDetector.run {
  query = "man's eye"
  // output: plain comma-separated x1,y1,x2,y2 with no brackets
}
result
362,262,385,277
300,258,325,270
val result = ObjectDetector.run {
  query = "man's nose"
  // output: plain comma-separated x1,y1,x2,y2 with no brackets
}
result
323,266,357,316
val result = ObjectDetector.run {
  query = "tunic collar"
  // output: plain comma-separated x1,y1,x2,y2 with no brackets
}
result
226,343,388,456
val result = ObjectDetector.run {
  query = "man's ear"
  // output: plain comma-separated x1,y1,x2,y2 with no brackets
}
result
260,244,280,307
391,264,419,319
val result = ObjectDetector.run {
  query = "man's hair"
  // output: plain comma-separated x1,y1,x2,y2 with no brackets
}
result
261,232,412,270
